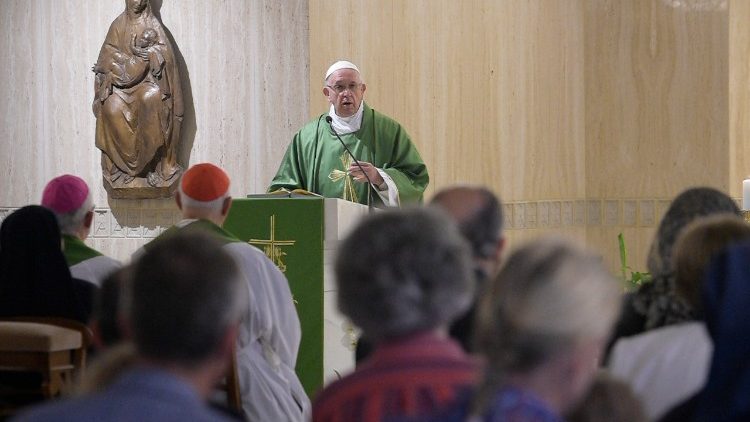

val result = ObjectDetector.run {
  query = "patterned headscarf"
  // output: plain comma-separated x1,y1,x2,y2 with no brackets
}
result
633,187,740,330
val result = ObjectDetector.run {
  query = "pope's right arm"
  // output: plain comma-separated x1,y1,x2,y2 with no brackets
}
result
267,131,306,192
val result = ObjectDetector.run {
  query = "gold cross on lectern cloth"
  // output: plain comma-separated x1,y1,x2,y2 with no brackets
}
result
248,215,296,273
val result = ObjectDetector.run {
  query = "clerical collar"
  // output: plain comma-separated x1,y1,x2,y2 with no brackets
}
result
328,102,364,135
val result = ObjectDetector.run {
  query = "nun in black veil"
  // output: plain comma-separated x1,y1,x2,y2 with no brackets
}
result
0,206,94,323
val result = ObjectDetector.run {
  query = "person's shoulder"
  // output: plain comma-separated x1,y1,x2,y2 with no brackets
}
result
367,104,403,128
14,395,103,422
223,242,281,272
312,374,362,417
84,254,122,269
609,322,708,372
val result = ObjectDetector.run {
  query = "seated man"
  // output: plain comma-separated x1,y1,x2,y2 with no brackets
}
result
313,208,478,422
41,175,121,287
15,231,247,422
137,163,309,421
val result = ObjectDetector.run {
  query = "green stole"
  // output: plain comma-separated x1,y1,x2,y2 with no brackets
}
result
62,234,103,266
144,219,241,252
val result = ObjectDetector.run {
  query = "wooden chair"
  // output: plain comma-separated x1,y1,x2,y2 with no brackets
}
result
0,317,93,416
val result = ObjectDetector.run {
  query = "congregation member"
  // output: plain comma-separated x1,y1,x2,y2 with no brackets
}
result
269,60,429,207
356,185,505,361
41,174,121,287
431,185,505,352
416,237,620,422
313,208,478,422
607,187,740,352
660,240,750,421
15,232,246,422
89,267,131,350
139,163,309,421
609,214,750,420
0,206,94,323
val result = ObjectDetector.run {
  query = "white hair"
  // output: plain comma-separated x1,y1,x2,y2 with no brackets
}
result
470,236,621,415
54,192,94,235
476,236,620,367
178,183,228,212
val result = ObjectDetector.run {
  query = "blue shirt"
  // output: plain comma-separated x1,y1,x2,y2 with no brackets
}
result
13,367,236,422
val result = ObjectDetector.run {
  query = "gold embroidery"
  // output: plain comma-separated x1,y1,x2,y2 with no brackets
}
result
328,153,358,203
248,215,296,273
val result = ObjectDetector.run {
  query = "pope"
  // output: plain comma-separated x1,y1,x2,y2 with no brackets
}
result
268,60,429,207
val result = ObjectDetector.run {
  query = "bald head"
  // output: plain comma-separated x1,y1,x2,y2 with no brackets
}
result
431,186,504,260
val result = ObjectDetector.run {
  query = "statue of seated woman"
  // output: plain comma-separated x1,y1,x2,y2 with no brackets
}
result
92,0,183,196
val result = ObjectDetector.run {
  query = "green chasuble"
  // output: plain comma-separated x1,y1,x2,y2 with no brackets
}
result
62,234,103,266
268,103,429,206
144,219,239,250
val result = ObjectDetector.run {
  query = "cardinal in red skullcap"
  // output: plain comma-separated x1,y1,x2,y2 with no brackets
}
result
134,162,310,421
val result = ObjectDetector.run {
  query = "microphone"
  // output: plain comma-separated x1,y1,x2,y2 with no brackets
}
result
326,116,374,210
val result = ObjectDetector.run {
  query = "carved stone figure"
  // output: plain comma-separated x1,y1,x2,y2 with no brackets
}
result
92,0,183,198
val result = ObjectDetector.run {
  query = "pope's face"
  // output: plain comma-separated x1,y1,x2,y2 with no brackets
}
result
323,69,366,118
127,0,148,14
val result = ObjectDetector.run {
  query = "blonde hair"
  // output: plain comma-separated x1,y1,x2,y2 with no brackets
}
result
673,214,750,313
472,236,620,413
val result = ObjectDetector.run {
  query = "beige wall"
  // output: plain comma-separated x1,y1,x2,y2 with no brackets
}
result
585,0,733,269
309,0,746,273
0,0,309,261
310,0,589,260
730,0,750,194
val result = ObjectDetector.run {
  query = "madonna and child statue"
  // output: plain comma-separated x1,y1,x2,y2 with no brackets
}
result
92,0,183,198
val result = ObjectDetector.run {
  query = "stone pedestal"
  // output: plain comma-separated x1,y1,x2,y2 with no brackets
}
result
102,174,180,199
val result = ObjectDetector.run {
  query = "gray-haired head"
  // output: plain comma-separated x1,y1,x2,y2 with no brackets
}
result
647,187,740,278
126,231,247,365
335,207,475,342
476,236,620,376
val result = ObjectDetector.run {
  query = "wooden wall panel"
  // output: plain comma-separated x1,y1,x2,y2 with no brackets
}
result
585,0,728,199
309,0,586,202
584,0,730,271
730,0,750,197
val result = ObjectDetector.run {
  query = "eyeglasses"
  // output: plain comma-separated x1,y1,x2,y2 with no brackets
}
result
326,82,363,94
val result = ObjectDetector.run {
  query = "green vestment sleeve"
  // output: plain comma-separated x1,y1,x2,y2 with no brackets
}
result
268,104,429,206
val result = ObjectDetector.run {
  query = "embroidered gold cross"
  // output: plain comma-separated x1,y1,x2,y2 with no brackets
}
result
328,153,358,203
248,215,296,273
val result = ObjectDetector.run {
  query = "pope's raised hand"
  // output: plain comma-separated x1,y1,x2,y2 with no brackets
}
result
347,161,384,186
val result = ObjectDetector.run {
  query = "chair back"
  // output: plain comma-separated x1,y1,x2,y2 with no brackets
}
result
0,317,93,416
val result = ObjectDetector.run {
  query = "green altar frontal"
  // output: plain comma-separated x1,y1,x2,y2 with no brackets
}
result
224,197,324,397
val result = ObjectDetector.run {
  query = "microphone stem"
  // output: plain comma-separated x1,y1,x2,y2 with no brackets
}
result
327,118,375,211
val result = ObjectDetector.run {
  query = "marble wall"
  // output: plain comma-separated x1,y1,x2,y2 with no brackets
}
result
0,0,309,262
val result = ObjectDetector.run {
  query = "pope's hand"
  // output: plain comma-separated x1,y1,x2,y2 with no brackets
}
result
348,161,384,186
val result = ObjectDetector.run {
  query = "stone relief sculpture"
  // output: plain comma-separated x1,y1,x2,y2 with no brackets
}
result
92,0,183,198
